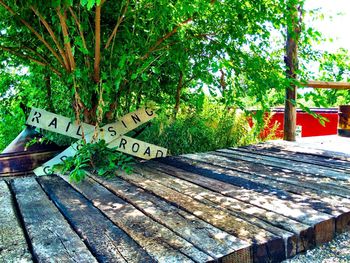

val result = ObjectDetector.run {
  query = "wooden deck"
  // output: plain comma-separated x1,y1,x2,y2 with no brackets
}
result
1,138,350,263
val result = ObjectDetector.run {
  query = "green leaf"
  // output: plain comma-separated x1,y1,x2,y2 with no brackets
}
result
87,0,95,9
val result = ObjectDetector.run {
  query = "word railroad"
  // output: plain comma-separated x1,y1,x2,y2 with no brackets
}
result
26,107,168,176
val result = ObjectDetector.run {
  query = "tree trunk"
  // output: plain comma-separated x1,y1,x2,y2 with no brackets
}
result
174,71,183,118
44,72,54,112
283,1,302,141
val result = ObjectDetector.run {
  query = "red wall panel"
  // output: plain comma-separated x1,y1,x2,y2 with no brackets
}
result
252,108,338,138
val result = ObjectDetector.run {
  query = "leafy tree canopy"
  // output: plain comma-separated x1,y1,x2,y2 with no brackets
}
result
0,0,292,119
2,0,343,150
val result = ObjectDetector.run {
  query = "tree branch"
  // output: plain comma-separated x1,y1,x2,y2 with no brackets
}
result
105,0,130,49
149,33,216,53
57,6,76,71
22,46,50,64
0,45,62,76
94,3,102,82
141,18,192,60
140,0,216,60
69,7,90,68
30,6,70,71
0,0,66,69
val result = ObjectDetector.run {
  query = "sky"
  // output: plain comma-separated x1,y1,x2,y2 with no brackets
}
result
305,0,350,52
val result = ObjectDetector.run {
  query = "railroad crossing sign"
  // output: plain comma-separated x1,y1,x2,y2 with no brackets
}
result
26,107,167,176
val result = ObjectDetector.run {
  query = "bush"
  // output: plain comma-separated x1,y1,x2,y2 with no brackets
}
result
138,100,272,156
53,140,134,183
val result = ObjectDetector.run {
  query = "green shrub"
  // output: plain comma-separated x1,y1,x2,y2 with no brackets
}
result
53,140,134,183
138,100,272,155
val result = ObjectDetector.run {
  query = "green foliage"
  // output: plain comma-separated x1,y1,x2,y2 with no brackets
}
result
0,0,348,163
300,48,350,108
0,0,296,123
53,140,133,183
0,71,26,150
139,99,271,155
24,137,51,150
0,107,24,151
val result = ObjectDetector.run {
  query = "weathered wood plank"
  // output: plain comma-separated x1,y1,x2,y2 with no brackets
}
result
242,144,350,171
186,152,350,211
212,150,350,198
177,153,350,234
58,174,212,263
159,157,335,246
90,174,252,262
0,180,32,263
10,177,97,263
37,175,154,263
220,148,350,182
266,140,350,161
115,170,287,263
133,164,308,258
145,161,316,247
221,152,350,214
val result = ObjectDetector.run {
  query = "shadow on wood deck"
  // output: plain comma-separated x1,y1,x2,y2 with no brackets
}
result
1,136,350,263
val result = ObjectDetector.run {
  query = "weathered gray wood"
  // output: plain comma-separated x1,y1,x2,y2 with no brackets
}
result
266,140,350,161
145,161,316,246
242,144,350,171
10,177,97,263
159,157,335,246
179,153,350,234
210,152,350,207
58,174,211,263
133,164,308,258
115,169,287,263
37,175,154,263
2,174,36,182
221,148,350,182
186,153,350,218
90,174,252,262
0,180,32,263
214,150,350,195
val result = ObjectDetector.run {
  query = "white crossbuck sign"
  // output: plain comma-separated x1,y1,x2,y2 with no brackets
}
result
26,107,168,176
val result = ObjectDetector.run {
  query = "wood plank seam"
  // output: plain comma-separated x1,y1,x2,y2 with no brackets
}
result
9,177,98,263
136,163,318,257
55,174,212,262
7,180,36,261
224,148,350,181
0,180,33,262
87,173,252,262
111,169,288,262
178,154,350,235
211,151,350,198
158,157,335,246
241,145,350,172
238,148,350,174
37,175,156,263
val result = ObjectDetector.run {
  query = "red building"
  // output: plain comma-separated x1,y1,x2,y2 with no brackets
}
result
263,108,338,138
